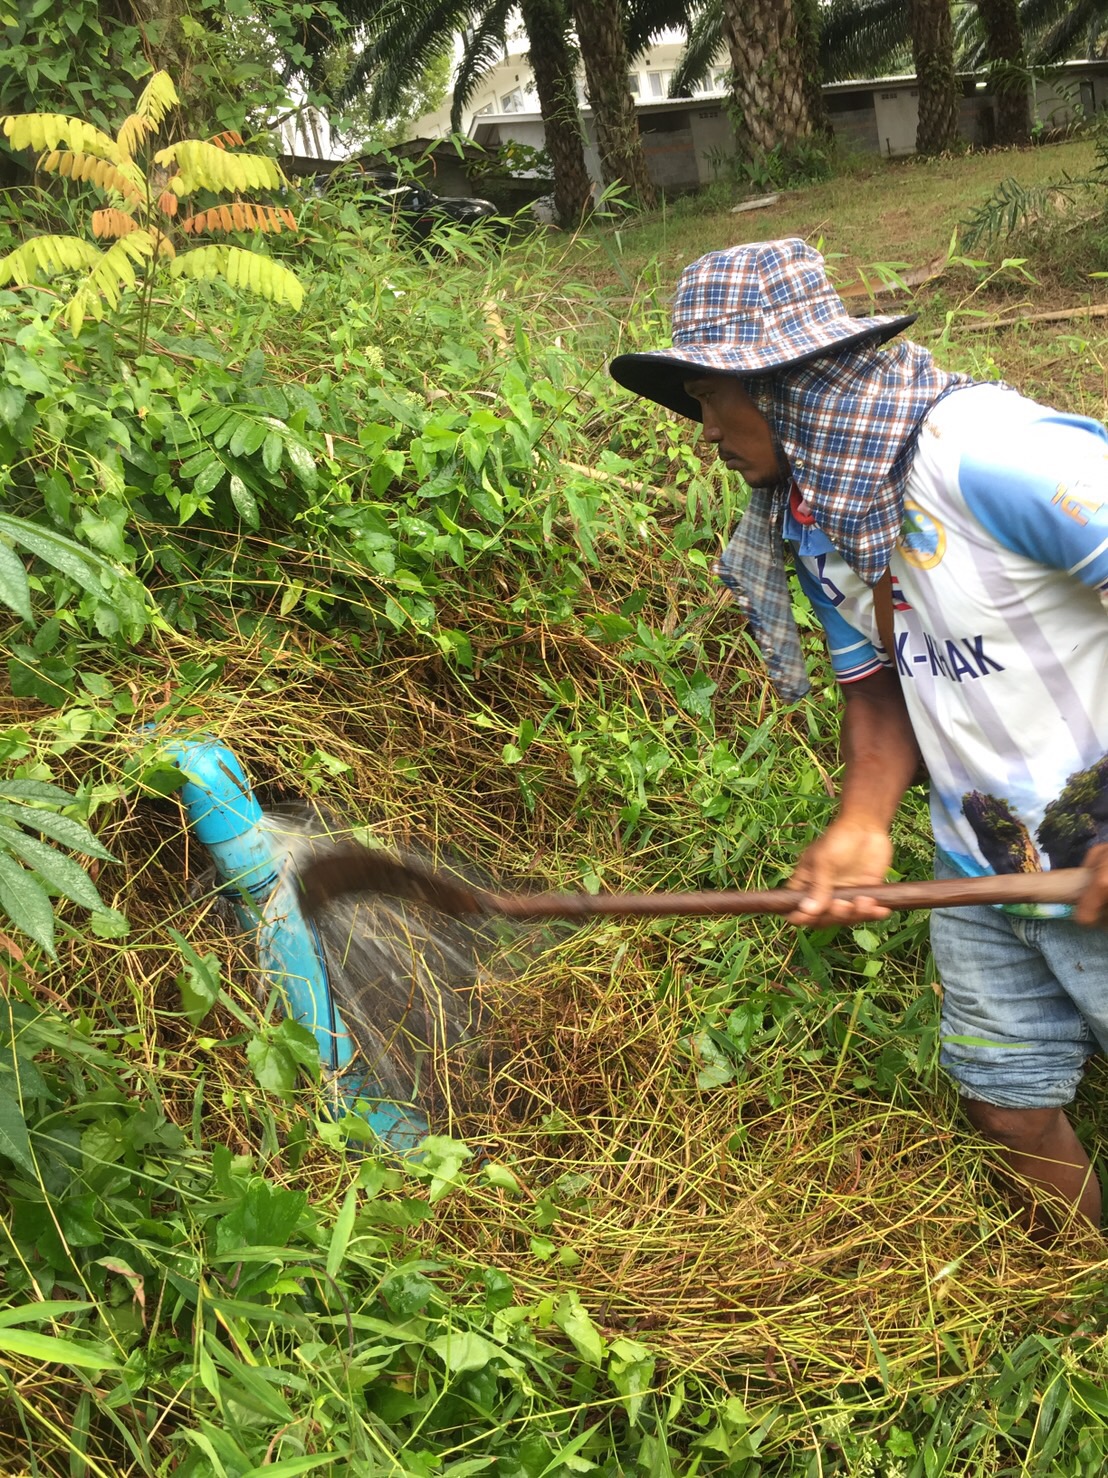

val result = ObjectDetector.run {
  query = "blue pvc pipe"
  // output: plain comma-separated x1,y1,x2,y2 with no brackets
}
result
162,735,428,1154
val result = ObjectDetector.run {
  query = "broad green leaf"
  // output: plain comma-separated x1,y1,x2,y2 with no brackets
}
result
608,1337,656,1426
0,1300,92,1328
0,830,103,911
0,1095,34,1172
482,1162,522,1195
245,1031,297,1095
0,804,113,861
174,933,221,1025
285,439,316,486
429,1330,499,1374
228,474,259,528
0,779,70,804
0,514,106,598
229,417,267,459
380,1269,434,1317
325,1183,358,1283
0,852,55,954
240,1457,343,1478
261,430,283,474
0,1328,119,1369
0,542,31,623
189,456,226,499
554,1291,604,1366
90,908,130,939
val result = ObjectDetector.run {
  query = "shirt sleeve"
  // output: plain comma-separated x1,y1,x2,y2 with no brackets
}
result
793,552,888,685
958,415,1108,597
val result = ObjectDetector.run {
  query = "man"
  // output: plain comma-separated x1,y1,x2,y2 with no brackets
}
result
610,238,1108,1229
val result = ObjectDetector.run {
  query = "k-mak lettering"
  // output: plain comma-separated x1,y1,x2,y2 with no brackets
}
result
788,382,1108,913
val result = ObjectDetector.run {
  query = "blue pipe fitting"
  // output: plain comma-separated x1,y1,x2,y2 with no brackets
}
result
161,734,429,1154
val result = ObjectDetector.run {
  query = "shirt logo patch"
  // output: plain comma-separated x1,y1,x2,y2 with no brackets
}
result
898,500,946,570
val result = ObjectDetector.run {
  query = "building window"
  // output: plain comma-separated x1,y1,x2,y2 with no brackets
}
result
648,70,672,98
500,87,524,113
712,70,730,91
473,101,494,116
627,72,640,96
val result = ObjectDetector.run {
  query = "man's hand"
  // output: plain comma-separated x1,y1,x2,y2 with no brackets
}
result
786,818,894,927
1074,842,1108,928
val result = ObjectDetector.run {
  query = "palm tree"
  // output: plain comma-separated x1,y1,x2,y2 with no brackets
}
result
518,0,593,224
719,0,818,158
570,0,657,206
910,0,960,155
977,0,1032,143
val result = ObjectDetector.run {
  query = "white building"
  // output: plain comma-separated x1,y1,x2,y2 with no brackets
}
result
407,28,719,141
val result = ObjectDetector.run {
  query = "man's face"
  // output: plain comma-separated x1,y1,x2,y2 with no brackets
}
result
682,374,787,488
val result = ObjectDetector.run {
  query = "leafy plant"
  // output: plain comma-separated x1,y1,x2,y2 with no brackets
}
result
0,71,302,347
0,778,113,955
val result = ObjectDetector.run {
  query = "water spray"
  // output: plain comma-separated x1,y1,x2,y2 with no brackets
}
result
163,735,431,1153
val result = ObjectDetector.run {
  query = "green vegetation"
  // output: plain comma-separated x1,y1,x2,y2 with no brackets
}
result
3,126,1108,1476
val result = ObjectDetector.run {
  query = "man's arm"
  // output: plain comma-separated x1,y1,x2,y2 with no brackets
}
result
787,666,921,927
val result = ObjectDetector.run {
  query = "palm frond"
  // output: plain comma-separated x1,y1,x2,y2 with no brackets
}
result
451,0,515,131
668,1,724,97
338,1,475,118
819,0,910,82
625,0,695,62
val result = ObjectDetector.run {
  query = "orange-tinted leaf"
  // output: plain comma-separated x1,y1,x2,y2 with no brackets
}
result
158,190,178,216
91,208,139,239
231,202,246,230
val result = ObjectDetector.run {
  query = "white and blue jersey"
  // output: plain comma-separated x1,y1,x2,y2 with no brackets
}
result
790,382,1108,908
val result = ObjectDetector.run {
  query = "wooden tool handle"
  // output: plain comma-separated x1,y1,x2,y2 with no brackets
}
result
487,868,1090,920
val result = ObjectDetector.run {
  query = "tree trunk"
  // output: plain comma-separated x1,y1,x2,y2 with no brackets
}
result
976,0,1031,146
911,0,960,155
720,0,813,161
797,0,830,140
569,0,656,209
519,0,592,226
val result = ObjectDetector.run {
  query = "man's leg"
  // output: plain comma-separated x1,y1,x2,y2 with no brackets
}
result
963,1098,1102,1230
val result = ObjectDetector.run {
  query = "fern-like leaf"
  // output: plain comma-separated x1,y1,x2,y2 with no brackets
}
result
91,208,140,240
181,203,296,235
40,150,144,201
153,139,285,195
0,235,100,286
116,113,155,160
134,71,179,128
170,245,303,311
2,113,119,163
65,231,156,333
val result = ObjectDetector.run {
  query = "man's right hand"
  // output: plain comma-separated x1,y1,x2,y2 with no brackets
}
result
786,818,894,927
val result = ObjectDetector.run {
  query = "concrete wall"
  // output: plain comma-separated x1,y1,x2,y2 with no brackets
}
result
638,114,699,189
871,87,919,157
688,104,736,182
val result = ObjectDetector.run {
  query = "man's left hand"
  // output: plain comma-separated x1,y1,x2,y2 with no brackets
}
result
1074,842,1108,927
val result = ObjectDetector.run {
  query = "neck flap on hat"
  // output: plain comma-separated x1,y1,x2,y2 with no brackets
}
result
715,340,972,703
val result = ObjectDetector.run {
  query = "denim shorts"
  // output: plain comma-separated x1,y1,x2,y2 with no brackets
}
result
932,860,1108,1109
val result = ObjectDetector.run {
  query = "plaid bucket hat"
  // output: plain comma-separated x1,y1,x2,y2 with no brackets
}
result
609,238,916,420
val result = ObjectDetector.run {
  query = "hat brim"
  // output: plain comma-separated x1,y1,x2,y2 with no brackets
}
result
609,312,918,421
